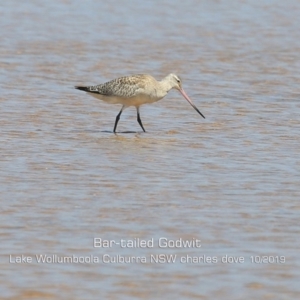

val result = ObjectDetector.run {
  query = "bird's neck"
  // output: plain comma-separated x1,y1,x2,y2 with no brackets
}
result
159,76,174,94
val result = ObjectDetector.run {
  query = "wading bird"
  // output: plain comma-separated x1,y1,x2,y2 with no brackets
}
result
75,73,205,133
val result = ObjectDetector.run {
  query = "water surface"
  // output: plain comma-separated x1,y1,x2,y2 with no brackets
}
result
1,0,300,299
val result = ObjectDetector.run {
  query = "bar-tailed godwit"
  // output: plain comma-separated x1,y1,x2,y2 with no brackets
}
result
75,73,205,133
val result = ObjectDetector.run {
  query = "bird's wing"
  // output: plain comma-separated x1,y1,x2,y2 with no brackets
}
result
87,75,149,98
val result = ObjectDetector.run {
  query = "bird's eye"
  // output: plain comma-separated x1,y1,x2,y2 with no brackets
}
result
176,79,180,83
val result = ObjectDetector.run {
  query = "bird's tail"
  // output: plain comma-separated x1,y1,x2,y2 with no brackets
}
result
75,86,90,92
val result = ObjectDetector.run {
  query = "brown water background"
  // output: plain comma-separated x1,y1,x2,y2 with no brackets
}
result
1,0,300,299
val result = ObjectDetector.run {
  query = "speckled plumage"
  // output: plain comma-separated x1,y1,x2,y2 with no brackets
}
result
75,73,205,133
88,74,150,98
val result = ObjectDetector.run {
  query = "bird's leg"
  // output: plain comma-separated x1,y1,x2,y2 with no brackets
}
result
114,106,125,133
136,107,146,132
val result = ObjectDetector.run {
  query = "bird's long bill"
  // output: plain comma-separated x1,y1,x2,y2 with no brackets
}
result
179,88,205,119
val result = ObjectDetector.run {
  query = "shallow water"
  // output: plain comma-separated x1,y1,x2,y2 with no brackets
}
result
1,0,300,299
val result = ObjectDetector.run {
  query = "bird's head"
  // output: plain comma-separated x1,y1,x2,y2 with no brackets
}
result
167,73,182,90
166,73,205,119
